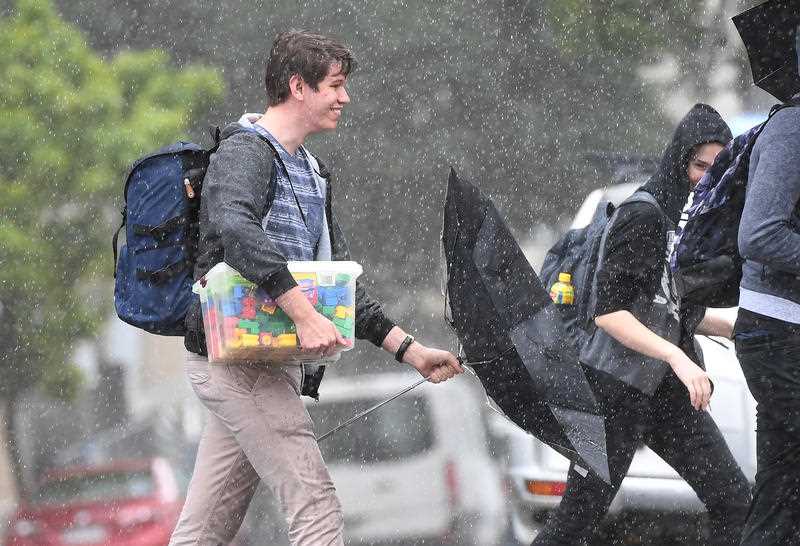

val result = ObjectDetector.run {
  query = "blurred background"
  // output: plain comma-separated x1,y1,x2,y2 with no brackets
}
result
0,0,776,544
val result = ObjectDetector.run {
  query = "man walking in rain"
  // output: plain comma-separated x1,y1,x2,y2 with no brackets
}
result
532,105,751,546
170,31,463,546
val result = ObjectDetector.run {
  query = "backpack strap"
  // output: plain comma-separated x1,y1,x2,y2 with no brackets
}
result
621,190,660,210
132,215,188,241
112,210,126,277
136,259,192,285
302,148,334,261
304,149,331,180
585,190,664,323
231,127,310,229
612,190,666,226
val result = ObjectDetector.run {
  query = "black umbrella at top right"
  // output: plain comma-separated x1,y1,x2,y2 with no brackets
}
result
733,0,800,102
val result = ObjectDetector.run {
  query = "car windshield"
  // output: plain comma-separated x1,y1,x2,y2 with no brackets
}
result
31,470,155,505
309,395,433,464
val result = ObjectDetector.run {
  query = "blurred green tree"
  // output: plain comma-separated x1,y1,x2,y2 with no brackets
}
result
0,0,223,495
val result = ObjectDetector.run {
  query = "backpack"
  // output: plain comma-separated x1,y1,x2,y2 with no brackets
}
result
671,103,795,307
113,126,325,336
540,191,659,350
541,200,613,350
113,132,221,335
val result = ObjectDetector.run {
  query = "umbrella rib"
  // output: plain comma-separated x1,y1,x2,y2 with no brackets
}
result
755,60,794,84
316,375,430,442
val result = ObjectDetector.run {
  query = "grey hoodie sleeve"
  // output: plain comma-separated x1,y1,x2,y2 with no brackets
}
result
739,108,800,274
203,133,297,298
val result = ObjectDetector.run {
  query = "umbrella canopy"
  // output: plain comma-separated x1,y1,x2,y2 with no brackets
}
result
733,0,800,102
441,169,610,482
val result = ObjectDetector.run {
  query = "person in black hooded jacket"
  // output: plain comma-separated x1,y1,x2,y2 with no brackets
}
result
532,104,751,546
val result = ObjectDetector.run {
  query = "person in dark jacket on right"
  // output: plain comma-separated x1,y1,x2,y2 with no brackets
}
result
532,104,751,546
734,91,800,546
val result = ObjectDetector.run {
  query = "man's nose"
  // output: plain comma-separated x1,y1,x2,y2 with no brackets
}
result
338,87,350,104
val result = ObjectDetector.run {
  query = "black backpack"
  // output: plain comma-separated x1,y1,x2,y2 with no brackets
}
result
541,191,659,350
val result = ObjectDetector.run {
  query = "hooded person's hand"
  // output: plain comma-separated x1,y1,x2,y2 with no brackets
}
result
666,348,713,411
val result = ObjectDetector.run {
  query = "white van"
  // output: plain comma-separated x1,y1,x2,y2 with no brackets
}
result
501,183,757,544
307,372,507,546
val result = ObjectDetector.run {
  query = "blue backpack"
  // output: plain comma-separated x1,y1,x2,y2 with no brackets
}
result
113,127,313,336
671,103,795,307
113,134,220,335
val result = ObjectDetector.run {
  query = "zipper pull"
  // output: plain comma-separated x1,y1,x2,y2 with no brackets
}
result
184,178,196,199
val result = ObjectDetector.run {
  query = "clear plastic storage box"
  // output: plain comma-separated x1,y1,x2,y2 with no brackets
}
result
193,261,362,363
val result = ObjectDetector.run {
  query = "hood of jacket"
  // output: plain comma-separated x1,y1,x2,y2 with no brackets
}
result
639,103,732,224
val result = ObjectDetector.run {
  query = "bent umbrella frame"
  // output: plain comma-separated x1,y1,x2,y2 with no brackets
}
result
440,168,610,483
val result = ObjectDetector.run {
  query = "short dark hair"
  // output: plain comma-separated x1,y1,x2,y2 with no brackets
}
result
265,31,356,106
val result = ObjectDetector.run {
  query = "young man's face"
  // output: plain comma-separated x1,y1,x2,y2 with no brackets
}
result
302,63,350,133
687,142,724,190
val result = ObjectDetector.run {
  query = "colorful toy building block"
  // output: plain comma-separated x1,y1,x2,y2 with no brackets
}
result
241,296,257,319
335,274,351,286
241,333,260,347
296,273,318,305
261,304,277,314
259,333,273,346
276,333,297,348
223,317,240,338
332,316,354,337
222,302,240,317
238,319,260,334
318,287,340,307
340,289,354,306
334,306,353,319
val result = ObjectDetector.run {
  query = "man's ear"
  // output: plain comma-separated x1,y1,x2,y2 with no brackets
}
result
288,74,305,101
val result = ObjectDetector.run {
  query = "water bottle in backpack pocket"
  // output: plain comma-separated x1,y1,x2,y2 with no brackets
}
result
549,272,575,305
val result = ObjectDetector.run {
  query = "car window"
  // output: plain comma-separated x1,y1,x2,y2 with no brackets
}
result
31,470,155,505
309,395,433,464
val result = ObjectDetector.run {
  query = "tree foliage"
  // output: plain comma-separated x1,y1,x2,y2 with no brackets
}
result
0,0,224,398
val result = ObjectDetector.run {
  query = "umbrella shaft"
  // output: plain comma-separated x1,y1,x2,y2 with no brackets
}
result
316,351,513,443
317,376,430,442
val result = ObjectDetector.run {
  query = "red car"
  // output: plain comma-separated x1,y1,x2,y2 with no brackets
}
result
4,458,184,546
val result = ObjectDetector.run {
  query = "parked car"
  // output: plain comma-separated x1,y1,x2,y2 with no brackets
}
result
503,183,757,544
4,458,183,546
307,371,507,546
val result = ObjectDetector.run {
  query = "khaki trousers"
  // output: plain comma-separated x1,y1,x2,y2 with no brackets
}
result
169,353,343,546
